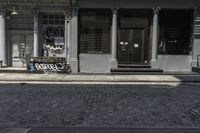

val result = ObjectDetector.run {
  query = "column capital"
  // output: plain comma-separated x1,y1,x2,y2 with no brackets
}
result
72,6,79,17
112,7,119,15
0,9,6,17
32,9,40,16
153,7,160,15
64,6,72,20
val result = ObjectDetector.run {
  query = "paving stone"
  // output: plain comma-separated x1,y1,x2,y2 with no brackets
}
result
0,83,200,128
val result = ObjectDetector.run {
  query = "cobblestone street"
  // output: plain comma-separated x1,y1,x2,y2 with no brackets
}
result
0,83,200,128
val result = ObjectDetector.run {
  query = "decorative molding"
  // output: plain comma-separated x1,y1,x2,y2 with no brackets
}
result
0,9,6,17
72,7,79,17
0,0,78,5
32,9,40,17
153,7,160,15
112,7,119,15
64,6,72,20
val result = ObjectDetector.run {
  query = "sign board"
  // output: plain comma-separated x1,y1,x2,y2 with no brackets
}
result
134,44,139,48
194,9,200,39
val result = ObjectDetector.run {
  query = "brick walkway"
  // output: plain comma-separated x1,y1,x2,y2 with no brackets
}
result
0,83,200,128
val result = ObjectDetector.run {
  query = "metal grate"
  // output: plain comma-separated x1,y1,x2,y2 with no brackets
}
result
80,34,111,54
43,14,65,25
79,9,112,54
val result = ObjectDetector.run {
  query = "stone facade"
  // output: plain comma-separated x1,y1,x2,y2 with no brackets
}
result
0,0,199,73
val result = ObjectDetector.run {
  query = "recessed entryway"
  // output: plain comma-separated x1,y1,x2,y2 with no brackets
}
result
117,9,151,65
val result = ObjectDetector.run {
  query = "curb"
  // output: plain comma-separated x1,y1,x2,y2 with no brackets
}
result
0,73,200,82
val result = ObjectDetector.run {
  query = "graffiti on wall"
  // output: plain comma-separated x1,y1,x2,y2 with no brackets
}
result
43,26,65,55
27,57,69,73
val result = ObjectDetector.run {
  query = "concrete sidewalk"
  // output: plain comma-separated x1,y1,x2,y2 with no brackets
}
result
0,73,200,82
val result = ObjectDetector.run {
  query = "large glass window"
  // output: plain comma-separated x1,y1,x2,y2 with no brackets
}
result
42,14,65,57
158,9,193,55
79,9,112,54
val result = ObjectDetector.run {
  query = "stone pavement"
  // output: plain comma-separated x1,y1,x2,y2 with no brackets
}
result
0,83,200,128
0,73,200,82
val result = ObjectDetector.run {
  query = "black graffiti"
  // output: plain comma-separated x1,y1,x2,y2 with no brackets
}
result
33,57,66,63
43,26,65,55
27,57,69,73
35,63,65,71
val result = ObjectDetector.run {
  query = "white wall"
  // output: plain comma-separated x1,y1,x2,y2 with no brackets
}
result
152,55,192,71
192,39,200,67
79,54,111,73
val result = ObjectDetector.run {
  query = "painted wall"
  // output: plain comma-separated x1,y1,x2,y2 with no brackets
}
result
192,39,200,67
79,54,111,73
152,55,192,71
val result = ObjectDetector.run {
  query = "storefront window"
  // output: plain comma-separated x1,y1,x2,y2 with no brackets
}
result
79,9,112,54
42,14,65,57
158,10,193,55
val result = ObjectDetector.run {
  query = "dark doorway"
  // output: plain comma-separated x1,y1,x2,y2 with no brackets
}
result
118,28,145,64
117,9,151,65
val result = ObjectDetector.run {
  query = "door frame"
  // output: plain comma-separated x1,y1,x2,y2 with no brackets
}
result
8,30,34,67
117,27,148,65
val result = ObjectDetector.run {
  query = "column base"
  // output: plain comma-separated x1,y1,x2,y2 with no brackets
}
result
150,59,157,63
110,59,118,69
70,58,78,73
0,59,8,67
150,59,159,69
191,59,198,67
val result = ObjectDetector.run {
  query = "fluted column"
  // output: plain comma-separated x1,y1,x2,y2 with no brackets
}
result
70,7,78,73
0,9,6,66
64,7,71,65
33,10,39,57
151,7,160,62
110,8,118,69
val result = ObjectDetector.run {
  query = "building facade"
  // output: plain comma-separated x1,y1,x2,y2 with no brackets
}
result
0,0,199,73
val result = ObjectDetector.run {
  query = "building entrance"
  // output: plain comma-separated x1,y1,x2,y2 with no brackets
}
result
11,32,33,67
117,9,151,65
118,28,145,64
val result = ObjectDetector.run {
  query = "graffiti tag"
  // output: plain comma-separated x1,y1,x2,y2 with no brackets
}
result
27,57,70,73
43,26,65,55
34,63,65,71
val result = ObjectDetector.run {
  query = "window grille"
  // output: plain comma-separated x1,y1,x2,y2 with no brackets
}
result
79,9,112,54
43,14,65,25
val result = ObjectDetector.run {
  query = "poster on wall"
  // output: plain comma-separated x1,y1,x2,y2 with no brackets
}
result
194,8,200,39
43,26,65,57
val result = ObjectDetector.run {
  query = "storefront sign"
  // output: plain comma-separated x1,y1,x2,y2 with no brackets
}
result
194,9,200,39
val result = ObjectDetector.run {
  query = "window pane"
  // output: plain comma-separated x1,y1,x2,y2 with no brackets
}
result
158,10,193,55
42,14,65,25
79,9,112,54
